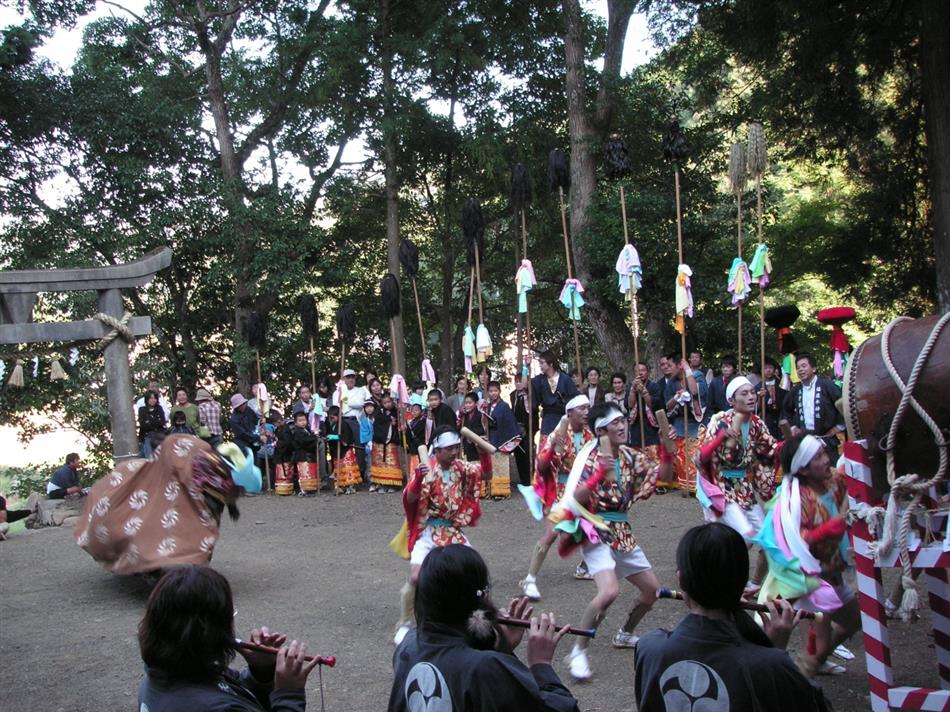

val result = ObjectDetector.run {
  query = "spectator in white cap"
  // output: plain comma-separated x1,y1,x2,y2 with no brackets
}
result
519,394,593,601
561,401,674,679
333,368,370,484
695,374,781,596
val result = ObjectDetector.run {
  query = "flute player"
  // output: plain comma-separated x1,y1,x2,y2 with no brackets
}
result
634,523,829,711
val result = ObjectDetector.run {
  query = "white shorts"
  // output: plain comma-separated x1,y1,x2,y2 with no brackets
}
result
581,540,652,580
409,526,471,566
794,579,856,613
704,502,765,542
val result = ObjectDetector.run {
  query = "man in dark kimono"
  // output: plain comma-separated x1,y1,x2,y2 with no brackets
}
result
531,350,580,436
780,351,845,457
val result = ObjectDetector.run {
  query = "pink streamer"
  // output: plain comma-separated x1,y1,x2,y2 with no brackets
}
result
390,374,410,405
579,518,600,545
421,359,436,384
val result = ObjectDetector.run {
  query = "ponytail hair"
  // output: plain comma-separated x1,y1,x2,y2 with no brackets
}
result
677,523,773,648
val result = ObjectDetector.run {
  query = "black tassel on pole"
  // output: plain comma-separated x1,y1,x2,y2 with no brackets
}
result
547,149,570,192
662,118,690,163
510,162,532,215
398,239,419,278
462,198,485,268
299,294,318,340
242,311,267,351
380,273,401,320
604,138,633,180
336,303,356,344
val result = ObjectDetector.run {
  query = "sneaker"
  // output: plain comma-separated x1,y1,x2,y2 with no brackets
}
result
369,484,379,492
612,629,639,649
817,660,846,676
394,625,411,646
521,577,541,601
656,486,668,495
574,563,593,581
832,644,855,661
565,648,592,680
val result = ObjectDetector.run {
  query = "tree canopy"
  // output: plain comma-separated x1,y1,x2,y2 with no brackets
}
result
1,0,945,470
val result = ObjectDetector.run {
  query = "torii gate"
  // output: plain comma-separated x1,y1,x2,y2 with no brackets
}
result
0,248,173,463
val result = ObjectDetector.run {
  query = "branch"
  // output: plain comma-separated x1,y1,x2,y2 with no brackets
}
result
234,2,331,166
302,139,350,222
593,0,636,132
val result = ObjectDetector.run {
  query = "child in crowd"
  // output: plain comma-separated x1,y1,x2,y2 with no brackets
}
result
371,394,404,493
322,405,360,494
290,410,320,496
361,401,377,490
169,410,195,436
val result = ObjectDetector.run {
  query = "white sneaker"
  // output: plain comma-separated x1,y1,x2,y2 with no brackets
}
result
521,577,541,601
566,648,592,680
393,624,411,646
817,660,846,676
612,629,639,649
832,644,855,661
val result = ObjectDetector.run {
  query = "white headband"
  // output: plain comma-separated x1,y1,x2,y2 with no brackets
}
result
594,409,624,431
566,395,590,412
789,435,823,475
432,432,461,450
726,376,752,401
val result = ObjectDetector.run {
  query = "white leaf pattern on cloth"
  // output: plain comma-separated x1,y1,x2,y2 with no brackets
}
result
109,470,124,486
156,537,176,556
120,544,140,567
95,524,110,544
126,460,145,473
128,490,149,510
199,536,216,554
173,438,194,457
164,481,180,501
161,508,179,529
94,496,111,517
77,530,88,547
199,509,215,528
124,517,143,535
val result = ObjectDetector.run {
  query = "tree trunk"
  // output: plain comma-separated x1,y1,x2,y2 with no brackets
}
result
195,15,255,393
920,0,950,313
561,0,637,373
380,0,406,377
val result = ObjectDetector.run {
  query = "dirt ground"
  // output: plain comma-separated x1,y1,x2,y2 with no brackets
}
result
0,487,938,711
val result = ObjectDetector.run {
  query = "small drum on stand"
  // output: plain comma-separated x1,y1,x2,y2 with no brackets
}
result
297,462,320,494
274,463,294,496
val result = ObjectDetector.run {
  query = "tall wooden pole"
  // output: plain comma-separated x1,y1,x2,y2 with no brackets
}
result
619,185,646,447
411,277,427,363
256,352,270,493
521,208,535,476
737,190,744,370
557,186,582,377
674,167,686,360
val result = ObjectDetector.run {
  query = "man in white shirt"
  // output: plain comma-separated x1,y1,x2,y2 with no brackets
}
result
333,369,369,481
780,351,845,456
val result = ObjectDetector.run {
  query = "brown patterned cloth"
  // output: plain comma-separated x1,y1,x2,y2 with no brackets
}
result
74,435,236,575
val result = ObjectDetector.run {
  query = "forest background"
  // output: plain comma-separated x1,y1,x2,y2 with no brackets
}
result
0,0,947,477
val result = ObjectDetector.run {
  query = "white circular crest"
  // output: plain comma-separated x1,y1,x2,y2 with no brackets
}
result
659,660,730,712
404,662,453,712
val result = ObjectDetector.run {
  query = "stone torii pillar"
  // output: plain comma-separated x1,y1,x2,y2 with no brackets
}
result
0,248,173,463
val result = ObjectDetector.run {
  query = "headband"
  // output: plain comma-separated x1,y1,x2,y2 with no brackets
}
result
789,435,823,476
432,431,461,450
725,376,752,401
565,395,590,412
594,409,624,431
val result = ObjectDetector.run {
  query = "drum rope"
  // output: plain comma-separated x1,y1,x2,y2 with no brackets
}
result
877,312,950,619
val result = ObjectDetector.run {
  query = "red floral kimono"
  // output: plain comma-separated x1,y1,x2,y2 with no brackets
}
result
696,410,779,510
578,445,659,552
534,426,594,509
404,454,491,553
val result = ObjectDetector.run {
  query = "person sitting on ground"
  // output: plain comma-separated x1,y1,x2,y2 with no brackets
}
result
169,387,200,433
390,544,579,712
634,522,825,711
169,410,196,436
47,453,86,499
138,565,321,712
0,492,39,539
